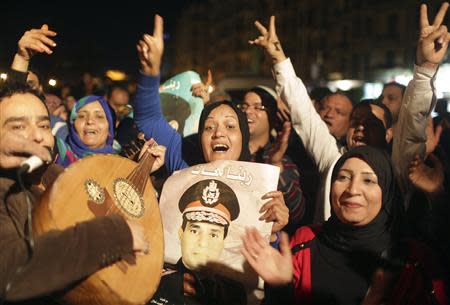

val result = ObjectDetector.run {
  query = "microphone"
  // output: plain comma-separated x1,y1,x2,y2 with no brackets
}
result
18,156,44,174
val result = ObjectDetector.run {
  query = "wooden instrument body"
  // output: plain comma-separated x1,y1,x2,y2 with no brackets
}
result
34,154,164,305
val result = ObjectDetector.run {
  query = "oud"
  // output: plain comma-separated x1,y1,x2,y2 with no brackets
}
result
34,152,163,305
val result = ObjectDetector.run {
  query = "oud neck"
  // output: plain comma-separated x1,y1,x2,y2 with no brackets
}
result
127,151,155,194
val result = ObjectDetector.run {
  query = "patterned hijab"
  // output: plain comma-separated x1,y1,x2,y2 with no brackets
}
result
56,95,115,167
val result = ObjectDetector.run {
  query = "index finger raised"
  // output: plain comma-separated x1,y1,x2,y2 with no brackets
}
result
420,4,430,29
153,14,164,39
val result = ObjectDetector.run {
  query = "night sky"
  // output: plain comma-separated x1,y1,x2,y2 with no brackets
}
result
0,1,197,83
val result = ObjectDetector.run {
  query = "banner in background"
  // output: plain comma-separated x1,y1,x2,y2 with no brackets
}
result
159,71,204,137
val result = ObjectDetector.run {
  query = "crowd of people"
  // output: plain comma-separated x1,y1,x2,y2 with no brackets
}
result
0,2,450,305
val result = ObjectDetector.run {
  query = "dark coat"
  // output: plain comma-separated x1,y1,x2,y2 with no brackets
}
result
149,261,247,305
0,169,133,303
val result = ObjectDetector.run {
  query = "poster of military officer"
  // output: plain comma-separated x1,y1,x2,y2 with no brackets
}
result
149,160,279,305
159,160,279,282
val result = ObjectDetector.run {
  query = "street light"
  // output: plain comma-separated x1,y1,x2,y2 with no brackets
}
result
106,70,127,81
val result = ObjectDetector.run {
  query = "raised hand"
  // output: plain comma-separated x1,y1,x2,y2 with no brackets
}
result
409,154,445,195
17,24,57,60
191,69,213,104
136,15,164,76
241,227,292,285
249,16,287,64
276,97,291,123
12,24,57,72
138,138,166,173
259,190,289,233
417,2,450,68
268,121,291,171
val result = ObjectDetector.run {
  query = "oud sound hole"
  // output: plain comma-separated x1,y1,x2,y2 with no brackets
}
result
84,179,105,204
112,178,145,218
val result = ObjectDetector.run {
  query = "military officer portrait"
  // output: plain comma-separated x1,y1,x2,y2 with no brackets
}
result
177,179,240,270
149,179,245,305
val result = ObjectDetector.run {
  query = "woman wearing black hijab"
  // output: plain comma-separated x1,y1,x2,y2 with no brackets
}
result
197,100,251,163
139,98,288,305
242,145,447,305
